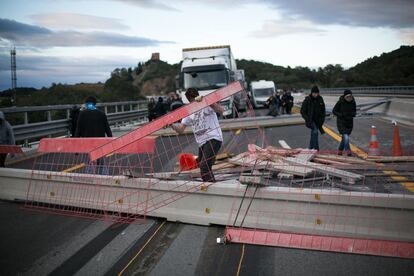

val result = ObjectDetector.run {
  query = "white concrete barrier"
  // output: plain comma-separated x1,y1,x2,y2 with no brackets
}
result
1,168,413,242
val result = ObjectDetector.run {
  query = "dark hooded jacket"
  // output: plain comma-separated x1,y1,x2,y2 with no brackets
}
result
300,94,326,133
154,97,167,118
0,111,15,145
332,95,356,135
75,109,112,137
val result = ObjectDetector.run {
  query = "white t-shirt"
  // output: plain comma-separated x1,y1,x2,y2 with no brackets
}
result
181,106,223,146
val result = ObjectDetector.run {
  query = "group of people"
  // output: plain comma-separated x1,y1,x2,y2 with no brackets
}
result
147,92,184,121
266,90,294,116
300,85,356,155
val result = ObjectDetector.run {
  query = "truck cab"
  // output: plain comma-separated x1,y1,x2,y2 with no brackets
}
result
178,45,244,118
250,80,276,108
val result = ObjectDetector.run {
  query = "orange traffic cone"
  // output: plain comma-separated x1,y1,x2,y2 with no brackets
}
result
368,125,380,156
392,121,403,156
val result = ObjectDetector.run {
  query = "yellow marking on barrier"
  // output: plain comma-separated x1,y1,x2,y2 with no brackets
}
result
200,184,208,191
235,129,242,135
314,194,320,200
323,125,414,193
47,174,52,180
315,218,322,225
115,179,121,185
50,192,55,196
118,199,123,204
322,125,368,159
236,244,245,276
118,221,166,276
62,163,86,173
205,207,210,214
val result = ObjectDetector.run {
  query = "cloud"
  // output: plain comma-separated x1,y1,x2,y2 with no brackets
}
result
117,0,414,28
0,18,173,48
30,13,129,30
113,0,179,11
0,53,143,89
262,0,414,29
252,19,325,38
399,29,414,45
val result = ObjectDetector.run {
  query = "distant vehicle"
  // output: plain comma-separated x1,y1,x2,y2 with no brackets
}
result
176,45,246,118
250,80,276,108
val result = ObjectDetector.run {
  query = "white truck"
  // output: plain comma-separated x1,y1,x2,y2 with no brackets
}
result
250,80,276,108
177,45,246,118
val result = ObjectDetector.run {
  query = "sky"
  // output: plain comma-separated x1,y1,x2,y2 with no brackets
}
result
0,0,413,90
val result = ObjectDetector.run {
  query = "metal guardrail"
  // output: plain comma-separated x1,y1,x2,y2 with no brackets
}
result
307,86,414,96
0,101,149,143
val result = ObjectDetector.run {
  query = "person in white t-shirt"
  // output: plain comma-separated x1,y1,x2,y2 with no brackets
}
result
171,88,224,182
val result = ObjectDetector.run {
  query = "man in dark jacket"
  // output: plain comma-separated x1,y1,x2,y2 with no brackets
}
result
154,97,167,118
332,89,356,156
75,96,112,174
300,85,326,150
0,111,15,167
266,92,279,117
147,98,156,121
169,92,183,111
285,91,294,114
75,96,112,138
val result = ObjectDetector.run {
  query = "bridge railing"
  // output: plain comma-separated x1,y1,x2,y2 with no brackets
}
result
0,101,149,144
304,86,414,95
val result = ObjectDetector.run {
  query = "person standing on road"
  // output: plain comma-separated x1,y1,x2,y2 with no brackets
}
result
75,96,112,174
300,85,326,150
171,88,224,182
169,92,183,111
285,91,294,114
332,89,356,156
75,96,112,138
0,111,16,167
148,98,156,121
266,92,279,117
154,97,167,118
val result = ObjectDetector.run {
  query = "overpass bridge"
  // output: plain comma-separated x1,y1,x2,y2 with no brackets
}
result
0,86,413,275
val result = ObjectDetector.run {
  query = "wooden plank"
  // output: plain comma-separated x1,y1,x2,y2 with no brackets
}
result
216,152,232,161
278,140,291,149
285,157,363,184
279,149,316,179
316,154,372,164
229,153,313,177
295,149,317,161
313,157,352,167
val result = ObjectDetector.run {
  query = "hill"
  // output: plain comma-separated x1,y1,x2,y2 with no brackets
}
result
1,45,413,107
345,46,414,86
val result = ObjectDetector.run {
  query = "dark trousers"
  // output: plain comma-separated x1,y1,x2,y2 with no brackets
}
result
286,104,292,114
0,153,6,167
198,139,222,182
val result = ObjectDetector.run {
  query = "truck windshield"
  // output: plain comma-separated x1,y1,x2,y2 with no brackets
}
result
254,88,274,97
184,70,228,90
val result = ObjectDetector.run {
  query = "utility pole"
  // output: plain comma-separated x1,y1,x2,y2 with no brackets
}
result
10,46,17,104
